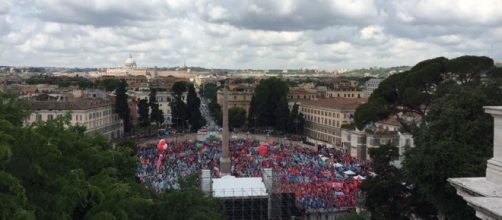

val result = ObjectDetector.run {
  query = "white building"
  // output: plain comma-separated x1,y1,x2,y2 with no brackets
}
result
128,90,187,125
25,93,124,139
365,78,383,97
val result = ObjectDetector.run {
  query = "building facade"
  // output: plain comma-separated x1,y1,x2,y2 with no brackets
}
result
217,90,253,115
287,87,317,100
129,90,175,124
300,98,366,146
26,96,124,139
325,89,366,99
365,78,383,97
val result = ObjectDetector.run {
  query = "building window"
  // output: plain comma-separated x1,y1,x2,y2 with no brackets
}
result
36,114,42,121
48,114,54,120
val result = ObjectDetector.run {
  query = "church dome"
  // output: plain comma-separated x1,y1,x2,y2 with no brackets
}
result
124,54,137,69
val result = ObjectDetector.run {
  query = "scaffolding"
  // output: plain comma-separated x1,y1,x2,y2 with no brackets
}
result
201,169,301,220
216,188,269,220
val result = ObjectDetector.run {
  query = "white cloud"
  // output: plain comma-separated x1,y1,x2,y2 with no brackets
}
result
1,0,502,68
330,42,352,54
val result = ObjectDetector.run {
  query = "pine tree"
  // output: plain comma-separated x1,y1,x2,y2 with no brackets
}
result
114,80,131,132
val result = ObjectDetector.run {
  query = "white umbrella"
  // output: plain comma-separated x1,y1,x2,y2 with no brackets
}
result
344,170,356,175
334,163,343,168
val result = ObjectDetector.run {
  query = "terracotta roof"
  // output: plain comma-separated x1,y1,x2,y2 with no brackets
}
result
29,98,113,110
301,98,367,110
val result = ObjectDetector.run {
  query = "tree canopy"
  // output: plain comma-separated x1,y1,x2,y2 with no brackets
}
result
354,55,502,219
403,82,502,219
354,56,494,131
186,83,205,131
0,92,224,219
228,107,246,129
114,80,131,133
249,77,289,131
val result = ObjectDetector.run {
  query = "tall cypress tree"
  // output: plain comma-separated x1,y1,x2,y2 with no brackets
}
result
186,83,205,131
137,99,150,127
149,88,164,126
114,80,131,133
248,95,257,127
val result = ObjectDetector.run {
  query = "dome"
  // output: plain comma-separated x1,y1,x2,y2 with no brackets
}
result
124,54,137,69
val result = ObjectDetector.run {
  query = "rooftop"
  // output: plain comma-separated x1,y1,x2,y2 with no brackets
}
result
30,98,113,110
301,98,367,110
212,176,268,198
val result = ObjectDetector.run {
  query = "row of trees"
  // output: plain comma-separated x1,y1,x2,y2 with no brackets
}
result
170,81,205,132
137,88,164,127
26,75,122,91
355,56,502,219
0,92,224,219
201,78,305,132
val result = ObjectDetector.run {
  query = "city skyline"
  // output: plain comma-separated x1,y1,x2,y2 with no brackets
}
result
1,0,502,69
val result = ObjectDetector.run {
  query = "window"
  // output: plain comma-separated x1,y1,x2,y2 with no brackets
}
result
36,114,42,121
48,114,54,120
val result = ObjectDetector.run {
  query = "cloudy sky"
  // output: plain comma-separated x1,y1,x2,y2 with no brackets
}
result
1,0,502,69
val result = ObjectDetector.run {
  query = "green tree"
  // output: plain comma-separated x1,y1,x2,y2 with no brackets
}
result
170,97,188,131
152,175,224,220
287,103,305,134
137,99,150,127
360,144,436,220
95,79,122,91
354,56,501,219
403,82,502,219
228,107,246,129
201,83,219,102
247,95,257,127
274,96,289,132
0,92,224,219
149,89,164,126
114,80,131,133
354,56,493,132
250,77,289,129
171,81,187,98
186,83,205,131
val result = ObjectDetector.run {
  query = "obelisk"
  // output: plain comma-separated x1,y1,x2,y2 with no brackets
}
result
220,81,231,175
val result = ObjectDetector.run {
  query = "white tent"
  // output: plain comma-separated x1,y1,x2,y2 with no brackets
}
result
344,170,356,176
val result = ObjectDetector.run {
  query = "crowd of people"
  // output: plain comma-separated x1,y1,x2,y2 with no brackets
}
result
229,140,368,210
136,140,221,192
136,138,369,211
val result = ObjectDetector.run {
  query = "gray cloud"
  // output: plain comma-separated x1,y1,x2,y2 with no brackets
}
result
1,0,502,69
198,0,380,31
